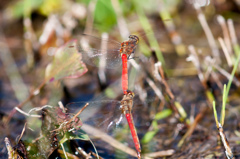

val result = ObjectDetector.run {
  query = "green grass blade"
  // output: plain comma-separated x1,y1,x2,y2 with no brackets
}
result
212,101,219,128
220,84,227,126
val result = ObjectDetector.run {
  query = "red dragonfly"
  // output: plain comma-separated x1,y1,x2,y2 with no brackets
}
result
67,89,157,158
73,34,139,95
118,90,141,158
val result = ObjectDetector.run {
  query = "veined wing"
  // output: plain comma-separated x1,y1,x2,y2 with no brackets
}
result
76,34,123,69
66,100,123,134
66,88,160,133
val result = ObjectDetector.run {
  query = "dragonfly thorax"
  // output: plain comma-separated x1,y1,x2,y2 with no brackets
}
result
120,91,134,113
119,35,139,58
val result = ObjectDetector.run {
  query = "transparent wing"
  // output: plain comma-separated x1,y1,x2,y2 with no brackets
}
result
66,88,161,158
66,100,123,134
66,87,160,133
76,34,123,69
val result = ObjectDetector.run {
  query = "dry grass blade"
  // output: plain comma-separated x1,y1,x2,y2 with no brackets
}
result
144,149,175,158
211,63,240,87
154,62,174,99
218,37,233,67
177,107,206,147
217,15,232,55
58,149,80,159
146,77,164,101
193,3,221,63
187,45,205,84
81,124,140,158
227,19,238,47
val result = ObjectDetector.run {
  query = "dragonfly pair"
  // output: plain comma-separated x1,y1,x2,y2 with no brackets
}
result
77,34,139,95
69,34,141,158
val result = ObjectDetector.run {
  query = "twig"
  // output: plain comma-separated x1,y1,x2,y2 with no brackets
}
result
154,62,174,99
15,107,41,118
17,123,27,143
28,105,53,114
91,151,103,159
15,105,53,118
74,146,94,159
68,103,89,123
5,80,47,124
51,103,89,133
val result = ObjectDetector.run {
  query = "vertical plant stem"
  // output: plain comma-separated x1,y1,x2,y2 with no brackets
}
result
194,3,221,63
225,44,240,101
212,101,219,128
133,0,165,64
158,1,186,56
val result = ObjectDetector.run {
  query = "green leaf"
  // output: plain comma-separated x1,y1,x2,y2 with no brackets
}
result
141,130,158,144
174,101,187,120
38,0,66,16
221,84,227,126
4,0,43,19
59,130,90,145
154,109,172,120
141,110,172,144
45,40,88,82
59,130,99,158
212,101,219,128
151,120,158,130
94,0,117,32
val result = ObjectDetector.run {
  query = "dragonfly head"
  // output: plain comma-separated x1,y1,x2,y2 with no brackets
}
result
129,35,139,44
125,90,135,98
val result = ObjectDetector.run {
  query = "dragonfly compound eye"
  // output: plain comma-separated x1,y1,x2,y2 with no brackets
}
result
129,35,139,44
127,91,135,97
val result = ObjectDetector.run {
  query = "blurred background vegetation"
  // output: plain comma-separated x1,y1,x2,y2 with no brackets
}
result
1,0,240,158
